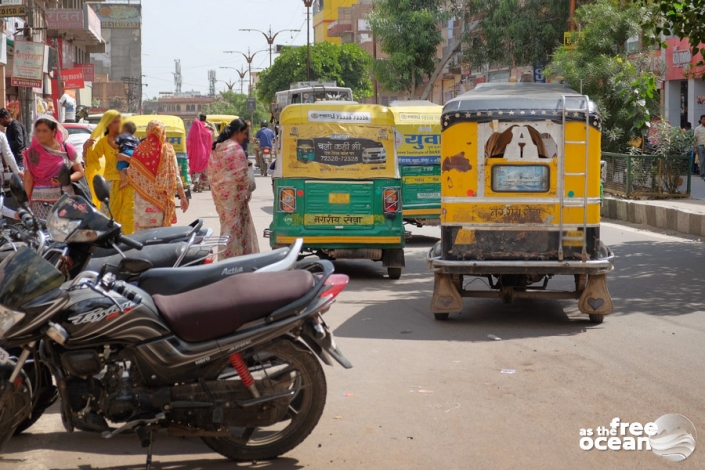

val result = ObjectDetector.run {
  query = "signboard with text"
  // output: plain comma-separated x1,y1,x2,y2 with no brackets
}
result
0,5,26,18
61,68,85,90
90,3,141,29
76,63,95,82
46,9,84,29
11,41,45,88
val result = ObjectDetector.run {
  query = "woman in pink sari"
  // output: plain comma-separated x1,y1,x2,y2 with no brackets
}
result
209,118,259,258
187,114,212,192
23,116,85,219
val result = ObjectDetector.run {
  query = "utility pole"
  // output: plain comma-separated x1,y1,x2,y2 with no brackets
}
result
303,0,314,81
20,0,35,133
239,25,300,67
220,66,248,95
223,49,265,96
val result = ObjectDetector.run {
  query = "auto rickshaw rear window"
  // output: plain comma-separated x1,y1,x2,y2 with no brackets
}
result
491,165,550,193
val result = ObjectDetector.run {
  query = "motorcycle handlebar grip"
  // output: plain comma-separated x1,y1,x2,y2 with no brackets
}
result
17,209,34,229
117,234,143,250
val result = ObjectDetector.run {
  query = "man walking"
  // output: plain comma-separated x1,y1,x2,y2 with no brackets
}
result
695,115,705,180
0,108,27,168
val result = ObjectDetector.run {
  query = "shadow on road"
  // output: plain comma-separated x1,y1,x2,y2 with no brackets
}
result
3,429,304,470
607,239,704,316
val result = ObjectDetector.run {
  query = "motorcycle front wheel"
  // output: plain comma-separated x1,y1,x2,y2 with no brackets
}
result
0,367,33,451
202,339,327,462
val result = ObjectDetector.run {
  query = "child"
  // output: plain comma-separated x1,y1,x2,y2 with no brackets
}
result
116,122,140,189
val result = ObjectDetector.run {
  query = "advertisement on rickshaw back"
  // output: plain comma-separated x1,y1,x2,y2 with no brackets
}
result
394,113,441,165
282,122,398,179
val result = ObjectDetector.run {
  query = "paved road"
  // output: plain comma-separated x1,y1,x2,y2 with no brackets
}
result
2,176,704,470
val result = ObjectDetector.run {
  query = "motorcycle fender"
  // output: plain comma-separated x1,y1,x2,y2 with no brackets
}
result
301,322,353,369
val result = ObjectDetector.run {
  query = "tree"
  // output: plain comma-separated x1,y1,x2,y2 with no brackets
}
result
547,0,661,151
203,91,269,126
640,0,705,62
460,0,571,70
368,0,446,97
256,42,373,105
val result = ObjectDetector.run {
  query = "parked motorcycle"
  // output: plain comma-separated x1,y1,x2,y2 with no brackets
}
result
0,176,350,467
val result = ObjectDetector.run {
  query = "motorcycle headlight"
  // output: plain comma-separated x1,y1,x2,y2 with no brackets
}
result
46,213,81,242
0,305,24,339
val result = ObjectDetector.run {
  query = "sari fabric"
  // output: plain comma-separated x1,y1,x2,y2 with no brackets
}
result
187,119,211,174
128,120,180,232
23,117,80,218
209,139,259,258
85,110,120,206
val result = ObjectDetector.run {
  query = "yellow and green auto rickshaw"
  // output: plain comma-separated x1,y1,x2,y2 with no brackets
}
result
427,83,614,323
268,102,406,279
390,101,443,227
125,115,192,198
206,114,239,134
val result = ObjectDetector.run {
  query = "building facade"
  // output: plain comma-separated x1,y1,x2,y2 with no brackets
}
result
142,93,214,129
312,0,359,45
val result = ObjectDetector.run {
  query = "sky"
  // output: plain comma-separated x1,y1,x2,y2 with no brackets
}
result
141,0,310,97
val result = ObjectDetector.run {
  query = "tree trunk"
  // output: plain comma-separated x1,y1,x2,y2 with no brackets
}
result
411,67,416,100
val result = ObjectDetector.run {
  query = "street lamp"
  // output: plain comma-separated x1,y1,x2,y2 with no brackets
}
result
239,26,301,66
223,49,266,96
220,66,248,95
303,0,314,81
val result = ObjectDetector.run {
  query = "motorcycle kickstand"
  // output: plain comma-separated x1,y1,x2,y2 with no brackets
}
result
136,426,156,470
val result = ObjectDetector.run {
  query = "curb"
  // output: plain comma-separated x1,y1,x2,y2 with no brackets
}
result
601,197,705,238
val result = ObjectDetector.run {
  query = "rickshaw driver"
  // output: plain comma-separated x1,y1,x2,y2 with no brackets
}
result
255,121,276,176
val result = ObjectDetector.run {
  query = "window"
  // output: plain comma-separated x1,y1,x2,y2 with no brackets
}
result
177,104,181,111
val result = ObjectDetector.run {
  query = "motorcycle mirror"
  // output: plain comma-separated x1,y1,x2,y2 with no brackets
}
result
9,174,29,206
57,164,72,187
118,258,153,274
93,175,110,204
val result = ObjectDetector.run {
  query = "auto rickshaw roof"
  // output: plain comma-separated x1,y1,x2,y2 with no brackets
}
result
442,83,601,129
206,114,239,123
389,101,442,124
124,114,186,135
279,102,395,126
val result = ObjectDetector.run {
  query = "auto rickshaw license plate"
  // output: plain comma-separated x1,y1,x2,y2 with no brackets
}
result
329,193,350,204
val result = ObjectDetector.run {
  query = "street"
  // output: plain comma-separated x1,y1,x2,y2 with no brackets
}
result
2,174,703,470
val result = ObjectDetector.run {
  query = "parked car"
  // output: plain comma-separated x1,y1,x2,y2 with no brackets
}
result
64,123,96,150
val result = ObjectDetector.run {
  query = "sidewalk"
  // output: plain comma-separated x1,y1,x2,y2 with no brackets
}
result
601,177,705,237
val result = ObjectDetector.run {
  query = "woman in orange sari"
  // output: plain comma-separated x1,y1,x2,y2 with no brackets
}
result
124,120,189,232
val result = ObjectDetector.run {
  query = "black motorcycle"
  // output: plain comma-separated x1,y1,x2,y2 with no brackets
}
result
0,181,351,468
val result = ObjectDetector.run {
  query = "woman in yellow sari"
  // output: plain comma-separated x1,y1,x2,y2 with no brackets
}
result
82,110,136,234
126,120,189,231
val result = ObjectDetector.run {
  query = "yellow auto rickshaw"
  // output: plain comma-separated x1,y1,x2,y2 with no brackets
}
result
125,115,192,198
427,83,614,323
268,102,406,278
206,114,239,135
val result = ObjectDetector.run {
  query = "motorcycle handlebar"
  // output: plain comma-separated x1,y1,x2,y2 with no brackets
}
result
117,234,143,251
17,209,34,230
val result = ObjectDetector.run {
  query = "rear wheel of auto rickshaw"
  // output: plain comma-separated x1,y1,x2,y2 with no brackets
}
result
433,313,450,321
387,267,402,280
588,314,604,324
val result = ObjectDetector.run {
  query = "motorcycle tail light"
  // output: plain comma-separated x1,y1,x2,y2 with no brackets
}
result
279,187,296,213
320,274,349,300
383,188,400,213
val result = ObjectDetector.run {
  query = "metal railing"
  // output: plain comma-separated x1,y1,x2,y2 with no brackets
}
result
602,152,692,199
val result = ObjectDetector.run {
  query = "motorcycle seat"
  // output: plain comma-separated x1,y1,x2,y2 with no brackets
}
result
85,242,210,273
153,270,315,343
92,223,208,258
137,248,289,296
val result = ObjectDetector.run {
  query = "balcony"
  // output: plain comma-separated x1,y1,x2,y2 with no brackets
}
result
46,4,104,52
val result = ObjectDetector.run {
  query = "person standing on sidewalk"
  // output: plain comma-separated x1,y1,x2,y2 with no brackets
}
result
0,108,27,168
186,114,211,192
694,115,705,179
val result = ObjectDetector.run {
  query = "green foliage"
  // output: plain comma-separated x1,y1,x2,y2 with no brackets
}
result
369,0,446,96
203,91,269,125
639,0,705,64
460,0,570,69
256,42,373,105
546,0,661,151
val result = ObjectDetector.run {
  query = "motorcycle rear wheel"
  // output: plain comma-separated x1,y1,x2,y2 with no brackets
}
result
202,339,327,462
